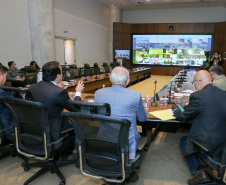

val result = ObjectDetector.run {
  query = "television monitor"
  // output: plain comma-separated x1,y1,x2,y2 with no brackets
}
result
114,50,130,60
132,34,213,67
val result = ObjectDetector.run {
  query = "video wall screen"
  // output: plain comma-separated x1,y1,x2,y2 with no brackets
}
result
132,34,213,67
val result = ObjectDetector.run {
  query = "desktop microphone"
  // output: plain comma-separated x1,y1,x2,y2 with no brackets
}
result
151,80,157,107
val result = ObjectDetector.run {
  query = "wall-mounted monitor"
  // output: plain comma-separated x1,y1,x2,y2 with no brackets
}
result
132,34,213,67
114,49,130,60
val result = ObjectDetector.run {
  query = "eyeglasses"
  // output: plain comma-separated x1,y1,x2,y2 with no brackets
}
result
191,80,202,85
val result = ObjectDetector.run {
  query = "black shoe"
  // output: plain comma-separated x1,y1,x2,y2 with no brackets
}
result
188,171,210,185
126,172,139,182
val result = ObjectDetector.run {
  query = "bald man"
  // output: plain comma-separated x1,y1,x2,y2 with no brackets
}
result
95,66,147,161
172,70,226,184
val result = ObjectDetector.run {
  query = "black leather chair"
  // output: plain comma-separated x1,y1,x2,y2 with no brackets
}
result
3,96,74,185
62,102,147,185
102,62,110,75
84,63,94,77
0,87,29,161
110,62,116,70
93,63,101,75
0,117,15,160
68,100,111,116
191,138,226,185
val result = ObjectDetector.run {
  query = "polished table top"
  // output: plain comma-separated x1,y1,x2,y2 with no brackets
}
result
64,67,151,92
76,69,197,121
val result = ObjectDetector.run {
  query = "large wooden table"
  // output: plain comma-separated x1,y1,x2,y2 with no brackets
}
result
73,69,197,148
66,67,151,93
138,69,196,147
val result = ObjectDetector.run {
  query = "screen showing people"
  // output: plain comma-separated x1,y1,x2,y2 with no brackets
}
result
132,34,213,67
115,50,130,60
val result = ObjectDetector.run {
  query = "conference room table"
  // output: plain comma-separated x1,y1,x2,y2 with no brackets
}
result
65,67,151,93
70,69,197,148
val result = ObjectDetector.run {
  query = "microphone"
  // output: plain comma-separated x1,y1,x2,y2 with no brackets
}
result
151,80,157,107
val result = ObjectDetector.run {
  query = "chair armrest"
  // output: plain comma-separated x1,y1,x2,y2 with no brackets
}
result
137,137,147,151
191,138,210,152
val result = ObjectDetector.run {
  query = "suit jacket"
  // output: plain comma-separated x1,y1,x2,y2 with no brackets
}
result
95,85,147,159
212,75,226,91
0,89,13,130
28,81,80,141
174,84,226,160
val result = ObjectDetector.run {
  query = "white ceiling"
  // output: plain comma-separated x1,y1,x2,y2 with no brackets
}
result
99,0,226,10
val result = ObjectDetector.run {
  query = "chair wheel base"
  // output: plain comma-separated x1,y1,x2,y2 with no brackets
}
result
59,180,65,185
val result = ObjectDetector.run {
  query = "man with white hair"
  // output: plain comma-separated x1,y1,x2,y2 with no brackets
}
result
95,66,147,161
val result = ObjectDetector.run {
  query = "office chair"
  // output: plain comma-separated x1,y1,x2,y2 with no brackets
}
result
102,62,110,75
0,116,15,160
191,138,226,185
109,62,116,70
93,63,101,79
0,85,32,100
68,100,111,116
3,96,74,185
62,111,147,185
83,63,93,76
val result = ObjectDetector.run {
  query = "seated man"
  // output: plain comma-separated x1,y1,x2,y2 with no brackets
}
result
209,65,226,91
7,61,26,87
28,61,84,141
0,64,13,138
172,70,226,185
95,66,147,160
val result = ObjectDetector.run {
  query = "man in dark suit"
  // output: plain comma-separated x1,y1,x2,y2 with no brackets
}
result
172,70,226,185
28,61,84,141
0,64,13,134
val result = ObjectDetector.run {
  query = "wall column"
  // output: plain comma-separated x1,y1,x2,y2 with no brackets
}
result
27,0,55,67
109,7,121,63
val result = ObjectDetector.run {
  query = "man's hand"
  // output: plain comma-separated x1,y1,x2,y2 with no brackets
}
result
76,81,84,92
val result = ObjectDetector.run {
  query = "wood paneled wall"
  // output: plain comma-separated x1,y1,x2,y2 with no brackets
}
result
113,22,226,75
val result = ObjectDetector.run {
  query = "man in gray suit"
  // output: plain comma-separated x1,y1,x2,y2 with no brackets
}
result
209,65,226,91
95,66,147,160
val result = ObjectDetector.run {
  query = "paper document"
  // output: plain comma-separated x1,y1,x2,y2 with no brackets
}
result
149,109,175,121
174,93,184,97
182,90,195,93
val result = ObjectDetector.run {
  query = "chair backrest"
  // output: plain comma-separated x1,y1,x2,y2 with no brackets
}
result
83,64,93,76
2,96,51,160
0,85,32,100
25,66,37,73
109,62,116,70
93,63,100,75
70,64,77,69
68,100,111,116
62,111,131,178
24,72,37,85
0,97,14,144
102,62,110,73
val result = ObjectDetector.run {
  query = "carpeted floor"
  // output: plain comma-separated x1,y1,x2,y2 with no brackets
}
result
0,75,193,185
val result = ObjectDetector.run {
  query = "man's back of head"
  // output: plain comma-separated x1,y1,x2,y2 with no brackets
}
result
209,65,224,77
193,70,212,91
110,66,129,87
42,61,61,81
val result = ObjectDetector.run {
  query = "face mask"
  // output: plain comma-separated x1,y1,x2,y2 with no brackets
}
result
215,55,219,59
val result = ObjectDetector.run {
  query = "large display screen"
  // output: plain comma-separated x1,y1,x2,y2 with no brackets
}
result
132,34,213,67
